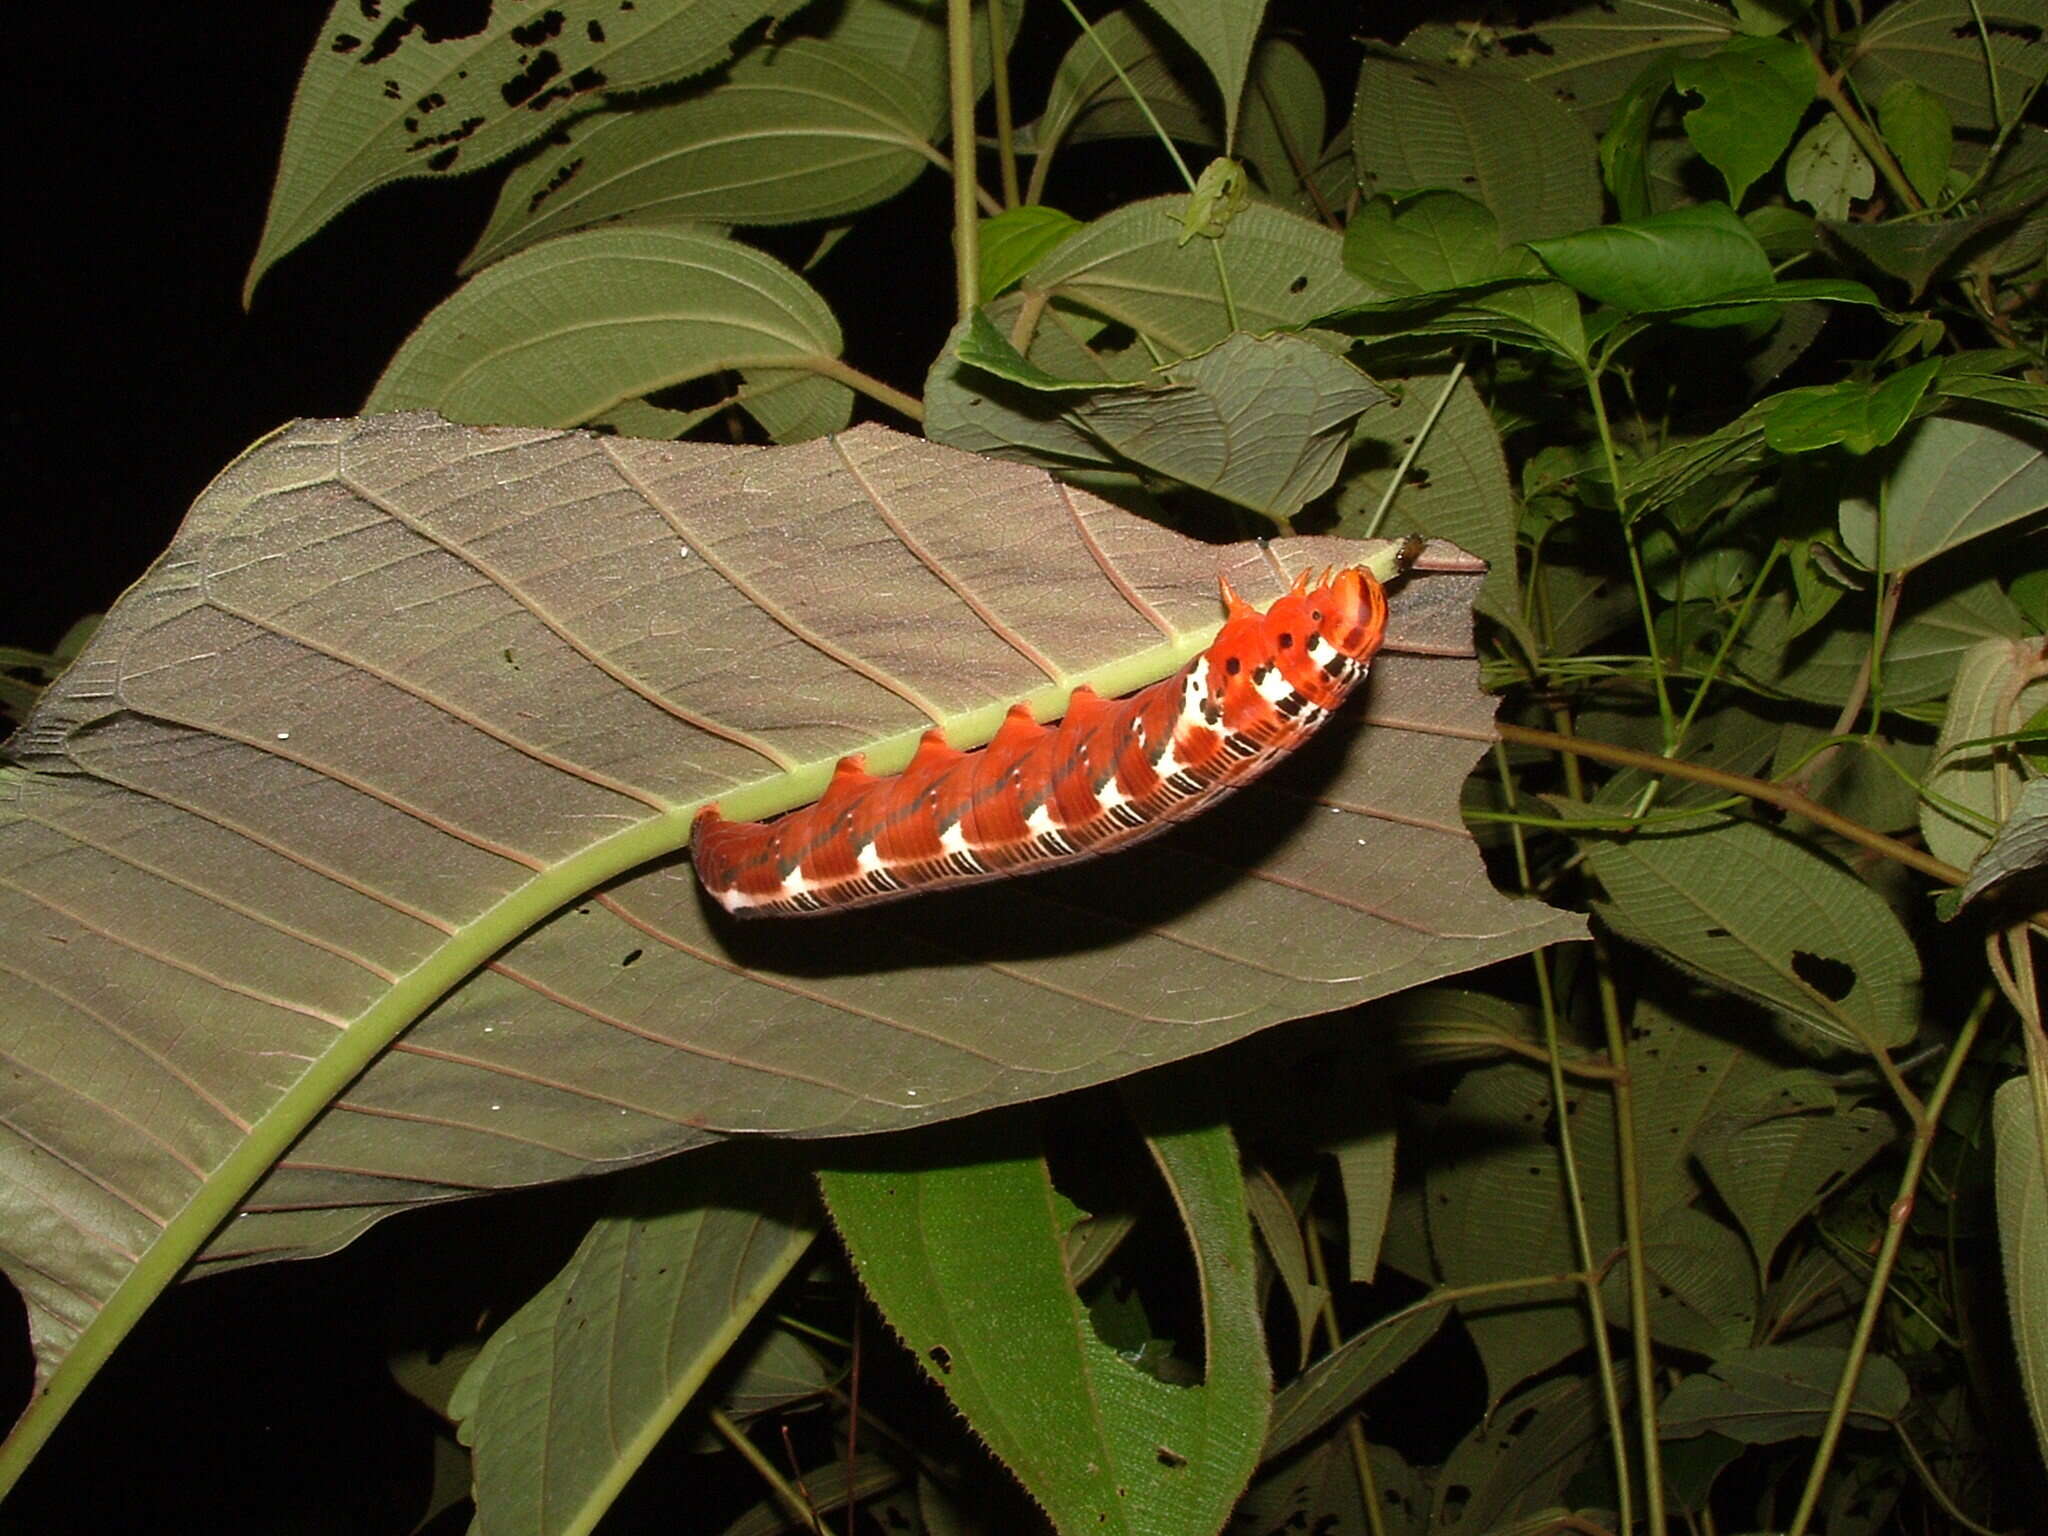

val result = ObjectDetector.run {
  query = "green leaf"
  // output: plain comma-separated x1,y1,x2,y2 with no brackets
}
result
1672,36,1816,207
1372,985,1546,1068
1139,0,1270,147
980,206,1085,299
1528,202,1774,314
1694,1105,1894,1271
244,0,809,302
1736,575,2030,706
1602,56,1678,222
1879,80,1954,205
1026,197,1381,347
1822,206,2030,297
1732,0,1814,32
1025,8,1217,174
1660,1345,1910,1442
1762,358,1940,454
1328,358,1536,653
1601,1206,1759,1357
452,1157,818,1535
818,1106,1269,1536
1236,1439,1424,1536
462,41,939,270
1351,49,1603,244
1432,1370,1621,1530
1237,40,1328,205
1838,413,2048,573
1785,116,1874,220
1428,1063,1613,1400
1993,1077,2048,1473
1245,1167,1326,1366
1921,636,2048,872
366,226,853,441
1568,810,1923,1053
1957,777,2048,909
1263,1297,1448,1461
1067,333,1390,519
1622,997,1792,1218
1402,2,1737,131
1849,0,2048,134
1342,191,1524,293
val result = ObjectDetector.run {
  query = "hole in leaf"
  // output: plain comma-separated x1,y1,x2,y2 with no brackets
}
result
928,1345,952,1373
619,948,643,968
1790,950,1855,1001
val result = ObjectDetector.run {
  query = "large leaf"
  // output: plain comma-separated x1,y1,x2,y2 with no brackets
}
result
1837,412,2048,574
1141,0,1269,147
1569,810,1922,1053
1402,2,1738,131
0,415,1581,1454
1993,1077,2048,1475
451,1155,818,1536
1921,634,2048,872
1847,0,2048,134
244,0,809,301
368,225,853,441
462,41,939,270
1659,1345,1910,1443
818,1104,1268,1536
1350,50,1603,245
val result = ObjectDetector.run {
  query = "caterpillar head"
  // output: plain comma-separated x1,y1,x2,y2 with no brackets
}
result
1209,563,1392,713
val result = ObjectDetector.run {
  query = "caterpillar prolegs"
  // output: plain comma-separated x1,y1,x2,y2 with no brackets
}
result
691,545,1414,917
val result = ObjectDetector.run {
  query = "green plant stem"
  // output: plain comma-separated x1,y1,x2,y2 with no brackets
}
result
1593,950,1667,1536
809,355,926,422
1535,952,1638,1536
947,0,981,320
711,1406,830,1535
1784,992,1987,1536
1362,356,1466,539
1583,368,1676,739
1811,48,1926,213
1495,722,1969,888
1303,1223,1388,1536
986,0,1021,209
1050,0,1238,331
0,802,710,1494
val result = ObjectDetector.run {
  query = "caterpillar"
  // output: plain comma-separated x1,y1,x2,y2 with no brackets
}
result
691,546,1412,917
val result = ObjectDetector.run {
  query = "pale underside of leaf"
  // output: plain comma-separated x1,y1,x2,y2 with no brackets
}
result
0,415,1581,1397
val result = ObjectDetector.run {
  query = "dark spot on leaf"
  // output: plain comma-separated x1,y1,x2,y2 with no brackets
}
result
529,156,583,213
1791,950,1856,1001
620,948,642,967
331,32,362,53
511,10,565,48
1156,1446,1187,1468
1705,926,1729,938
1287,274,1308,294
362,0,492,65
1956,19,2040,40
587,20,606,43
1501,34,1555,58
427,147,459,172
928,1345,952,1373
501,49,562,107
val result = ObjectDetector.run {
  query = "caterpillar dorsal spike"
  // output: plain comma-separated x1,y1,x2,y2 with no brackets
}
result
691,557,1402,916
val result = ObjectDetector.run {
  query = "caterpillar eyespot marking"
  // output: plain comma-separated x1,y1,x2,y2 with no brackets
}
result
691,554,1408,917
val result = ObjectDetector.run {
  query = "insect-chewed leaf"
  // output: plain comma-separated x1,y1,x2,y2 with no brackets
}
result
0,414,1579,1401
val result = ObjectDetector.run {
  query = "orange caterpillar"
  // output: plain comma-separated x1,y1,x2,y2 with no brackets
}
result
691,558,1399,916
